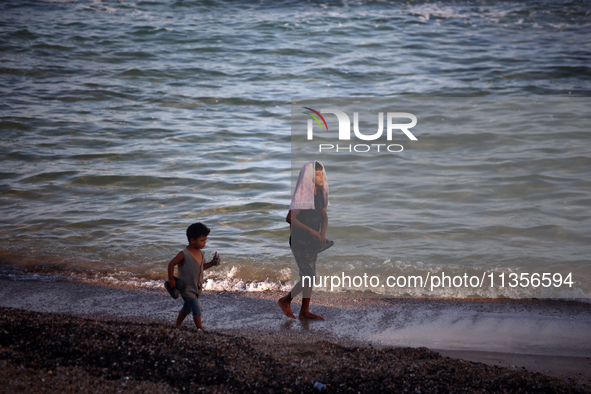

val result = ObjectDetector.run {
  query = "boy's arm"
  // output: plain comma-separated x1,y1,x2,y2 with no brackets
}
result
167,252,184,288
204,252,220,271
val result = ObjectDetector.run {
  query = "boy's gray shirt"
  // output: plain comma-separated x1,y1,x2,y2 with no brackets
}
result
179,248,203,298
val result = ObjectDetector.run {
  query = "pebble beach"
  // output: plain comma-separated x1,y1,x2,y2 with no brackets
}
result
2,306,589,393
2,0,591,391
1,276,591,393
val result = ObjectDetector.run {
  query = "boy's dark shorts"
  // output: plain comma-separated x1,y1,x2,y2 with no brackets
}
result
181,295,202,316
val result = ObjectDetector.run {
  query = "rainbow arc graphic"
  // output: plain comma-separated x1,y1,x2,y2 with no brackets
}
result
302,107,328,131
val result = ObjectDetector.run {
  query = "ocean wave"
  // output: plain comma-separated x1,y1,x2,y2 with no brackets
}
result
2,263,588,301
1,0,590,303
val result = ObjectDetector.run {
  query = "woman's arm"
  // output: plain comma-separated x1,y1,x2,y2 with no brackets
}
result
291,209,325,242
319,208,328,242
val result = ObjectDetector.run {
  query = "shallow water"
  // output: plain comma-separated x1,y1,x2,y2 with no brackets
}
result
1,0,590,298
1,278,590,357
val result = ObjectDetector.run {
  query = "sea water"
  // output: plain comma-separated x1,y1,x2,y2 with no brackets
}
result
1,0,590,298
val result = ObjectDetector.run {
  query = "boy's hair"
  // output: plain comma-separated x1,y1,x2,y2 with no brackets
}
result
186,222,210,242
315,161,324,171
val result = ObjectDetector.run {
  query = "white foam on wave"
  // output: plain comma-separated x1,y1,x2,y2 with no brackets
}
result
2,263,589,302
66,266,293,293
407,3,514,25
202,278,290,293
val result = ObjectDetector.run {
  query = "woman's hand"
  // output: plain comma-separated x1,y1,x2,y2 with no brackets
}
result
312,230,327,243
169,277,176,288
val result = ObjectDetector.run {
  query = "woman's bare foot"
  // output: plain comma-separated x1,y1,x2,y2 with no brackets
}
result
298,298,323,320
298,311,325,320
278,295,296,319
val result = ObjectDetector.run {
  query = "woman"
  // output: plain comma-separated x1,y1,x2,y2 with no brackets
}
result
278,161,332,320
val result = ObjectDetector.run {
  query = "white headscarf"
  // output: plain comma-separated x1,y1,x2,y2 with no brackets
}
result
290,161,330,210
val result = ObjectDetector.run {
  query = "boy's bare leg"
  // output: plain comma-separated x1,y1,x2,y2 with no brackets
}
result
176,310,188,327
193,315,204,331
298,294,324,320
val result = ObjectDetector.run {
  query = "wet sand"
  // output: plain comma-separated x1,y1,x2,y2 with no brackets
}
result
1,278,590,392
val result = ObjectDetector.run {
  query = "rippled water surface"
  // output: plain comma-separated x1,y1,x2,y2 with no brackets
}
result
1,0,590,297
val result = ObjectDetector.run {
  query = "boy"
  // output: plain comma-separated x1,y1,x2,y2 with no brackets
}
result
167,222,220,331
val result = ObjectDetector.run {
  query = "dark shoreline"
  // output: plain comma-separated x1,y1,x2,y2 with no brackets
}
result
1,277,590,392
1,306,589,393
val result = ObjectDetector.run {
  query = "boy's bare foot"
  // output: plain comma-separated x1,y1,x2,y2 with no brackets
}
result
278,296,296,319
298,311,325,320
193,316,205,331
